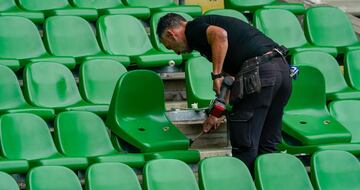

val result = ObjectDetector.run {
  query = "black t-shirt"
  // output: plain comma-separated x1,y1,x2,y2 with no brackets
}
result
185,15,278,76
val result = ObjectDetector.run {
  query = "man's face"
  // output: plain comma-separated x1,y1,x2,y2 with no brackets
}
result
160,29,189,55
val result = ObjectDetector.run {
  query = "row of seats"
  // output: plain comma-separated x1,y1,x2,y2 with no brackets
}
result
2,150,360,190
224,0,305,14
0,0,202,23
0,111,199,174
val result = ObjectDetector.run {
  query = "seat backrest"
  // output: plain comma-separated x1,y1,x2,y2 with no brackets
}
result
311,150,360,190
199,157,256,190
185,56,215,108
0,0,17,11
0,65,28,111
305,6,358,47
344,49,360,90
24,62,83,108
254,9,307,48
71,0,124,9
0,113,59,160
150,12,193,53
106,70,189,152
0,16,47,59
225,0,275,7
204,9,248,23
79,59,127,105
85,163,141,190
97,15,153,56
255,153,313,190
17,0,70,11
329,100,360,143
123,0,175,8
44,16,102,57
0,171,19,190
292,51,349,94
55,111,117,157
285,65,326,113
143,159,199,190
27,166,82,190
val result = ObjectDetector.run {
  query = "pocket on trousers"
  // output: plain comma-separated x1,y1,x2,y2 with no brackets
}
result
228,111,254,148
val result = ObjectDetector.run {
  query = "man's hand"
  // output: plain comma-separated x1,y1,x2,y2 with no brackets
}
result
203,115,221,133
213,77,224,95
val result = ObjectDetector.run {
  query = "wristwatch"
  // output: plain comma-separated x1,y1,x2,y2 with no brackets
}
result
211,72,224,80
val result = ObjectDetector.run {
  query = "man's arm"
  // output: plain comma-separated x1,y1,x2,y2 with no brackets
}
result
206,25,228,95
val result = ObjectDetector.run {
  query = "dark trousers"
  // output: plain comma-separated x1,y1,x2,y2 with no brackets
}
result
227,56,292,172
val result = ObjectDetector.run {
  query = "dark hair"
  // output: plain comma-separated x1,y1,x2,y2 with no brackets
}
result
157,13,186,38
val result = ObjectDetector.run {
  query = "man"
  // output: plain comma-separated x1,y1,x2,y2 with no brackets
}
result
157,13,292,171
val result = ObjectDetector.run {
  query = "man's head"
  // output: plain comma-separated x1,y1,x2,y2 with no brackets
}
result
157,13,190,54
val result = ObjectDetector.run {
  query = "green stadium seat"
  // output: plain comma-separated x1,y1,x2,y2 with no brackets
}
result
0,0,44,23
17,0,98,21
292,51,360,101
85,163,141,190
79,59,127,105
106,70,200,162
282,66,351,146
224,0,305,14
150,12,200,60
24,62,108,116
0,16,75,70
143,159,199,190
55,111,145,168
71,0,150,19
305,6,360,54
311,150,360,190
199,157,256,190
204,9,249,23
0,157,29,174
0,171,19,190
123,0,202,17
97,15,182,68
26,166,82,190
253,9,337,56
0,113,88,169
0,65,55,120
44,16,130,66
255,153,313,190
344,49,360,90
185,56,215,108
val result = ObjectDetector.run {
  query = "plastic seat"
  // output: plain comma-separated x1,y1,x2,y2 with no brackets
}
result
305,6,360,54
185,56,215,108
26,166,82,190
224,0,305,14
0,0,44,23
150,12,200,60
254,9,337,56
344,49,360,90
0,16,75,71
255,153,313,190
204,9,249,23
24,62,108,116
17,0,97,21
123,0,202,17
106,70,200,162
0,65,55,120
0,113,88,169
143,159,199,190
199,157,256,190
71,0,150,19
0,171,19,190
292,51,360,101
282,66,351,146
55,111,145,168
0,157,29,174
85,163,141,190
97,14,182,68
44,16,130,66
311,150,360,190
79,59,127,105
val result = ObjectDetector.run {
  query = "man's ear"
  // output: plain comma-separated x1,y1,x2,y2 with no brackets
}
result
165,29,176,39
